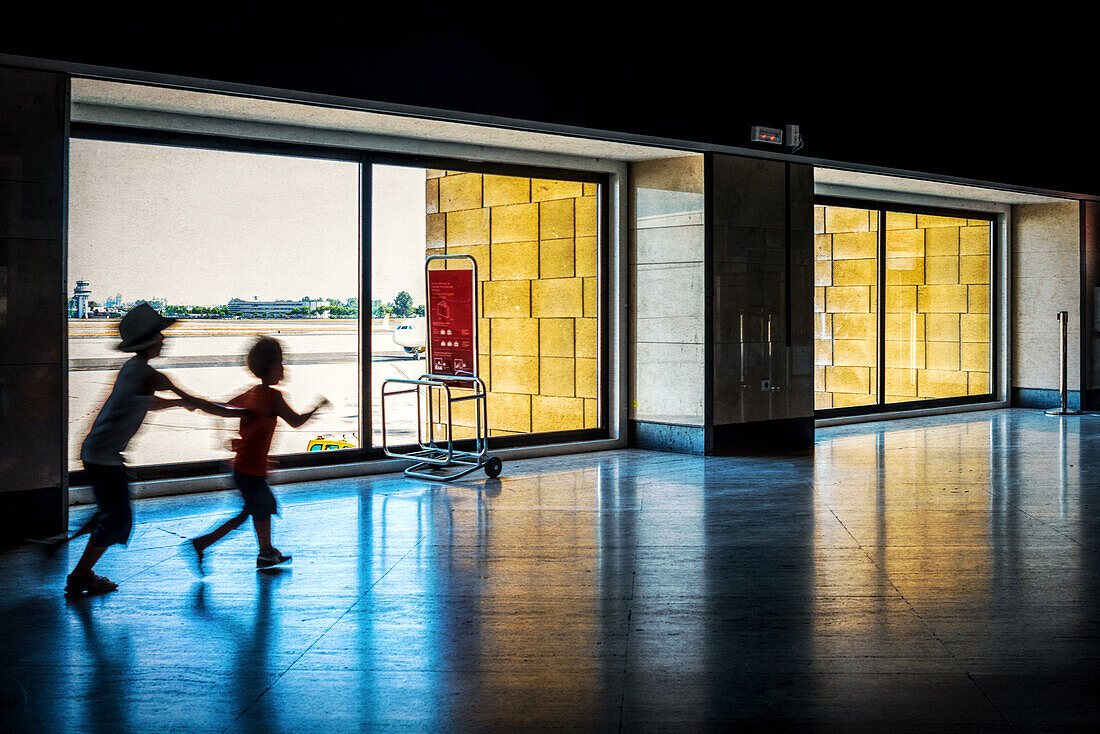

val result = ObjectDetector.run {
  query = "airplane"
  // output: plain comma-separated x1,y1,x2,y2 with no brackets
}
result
392,316,426,354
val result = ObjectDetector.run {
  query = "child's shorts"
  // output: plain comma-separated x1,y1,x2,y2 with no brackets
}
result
83,462,133,547
233,470,278,517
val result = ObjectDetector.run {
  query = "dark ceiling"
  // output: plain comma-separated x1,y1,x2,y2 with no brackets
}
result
3,8,1093,197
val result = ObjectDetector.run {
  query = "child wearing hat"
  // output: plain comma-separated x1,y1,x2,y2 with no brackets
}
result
65,302,246,596
187,336,328,574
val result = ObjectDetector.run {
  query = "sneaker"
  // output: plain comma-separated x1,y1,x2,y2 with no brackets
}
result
256,549,292,569
64,571,118,596
183,539,205,578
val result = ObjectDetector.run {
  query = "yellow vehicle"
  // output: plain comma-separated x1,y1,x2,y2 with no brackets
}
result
306,434,358,452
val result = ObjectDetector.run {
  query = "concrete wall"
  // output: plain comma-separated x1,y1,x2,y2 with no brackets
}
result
1012,201,1081,402
627,156,706,452
425,169,600,437
0,66,68,542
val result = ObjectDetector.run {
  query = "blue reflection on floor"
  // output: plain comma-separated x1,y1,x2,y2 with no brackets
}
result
3,408,1100,732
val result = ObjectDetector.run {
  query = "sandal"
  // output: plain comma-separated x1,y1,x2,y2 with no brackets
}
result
64,571,118,596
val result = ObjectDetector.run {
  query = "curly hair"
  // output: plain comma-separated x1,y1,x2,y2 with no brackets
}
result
246,336,283,379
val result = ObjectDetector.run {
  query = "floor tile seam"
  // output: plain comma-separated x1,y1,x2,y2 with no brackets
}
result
824,485,1026,727
114,538,194,584
997,500,1084,549
835,506,1018,730
215,533,431,734
616,497,642,734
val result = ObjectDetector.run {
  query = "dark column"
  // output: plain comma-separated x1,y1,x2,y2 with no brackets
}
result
708,154,814,453
1081,201,1100,410
0,65,69,545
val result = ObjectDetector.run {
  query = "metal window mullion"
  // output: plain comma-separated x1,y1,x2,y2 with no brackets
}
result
361,158,372,448
877,209,887,406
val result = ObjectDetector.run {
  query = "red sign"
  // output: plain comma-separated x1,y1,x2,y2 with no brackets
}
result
427,268,476,379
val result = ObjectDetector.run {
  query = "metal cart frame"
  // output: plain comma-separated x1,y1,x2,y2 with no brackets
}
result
380,254,502,480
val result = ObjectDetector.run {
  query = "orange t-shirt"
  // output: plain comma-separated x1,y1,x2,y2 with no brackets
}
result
229,385,279,476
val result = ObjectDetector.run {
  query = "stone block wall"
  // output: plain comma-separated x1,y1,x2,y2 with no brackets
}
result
425,170,600,438
1012,201,1081,400
815,205,992,409
628,156,705,450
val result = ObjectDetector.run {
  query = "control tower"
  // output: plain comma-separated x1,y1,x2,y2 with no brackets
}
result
73,280,91,318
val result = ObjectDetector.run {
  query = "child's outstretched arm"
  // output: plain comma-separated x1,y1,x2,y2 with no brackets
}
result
274,394,330,428
149,397,190,411
149,370,248,418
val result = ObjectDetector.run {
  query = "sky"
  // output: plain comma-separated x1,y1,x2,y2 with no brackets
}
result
67,140,427,307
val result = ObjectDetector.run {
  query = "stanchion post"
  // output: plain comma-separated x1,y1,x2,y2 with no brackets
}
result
1046,310,1081,416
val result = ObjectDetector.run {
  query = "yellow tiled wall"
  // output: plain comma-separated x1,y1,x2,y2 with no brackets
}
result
815,206,878,409
815,205,991,409
426,170,600,437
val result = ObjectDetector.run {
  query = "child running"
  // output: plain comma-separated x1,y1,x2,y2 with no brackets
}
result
66,302,246,596
187,336,328,574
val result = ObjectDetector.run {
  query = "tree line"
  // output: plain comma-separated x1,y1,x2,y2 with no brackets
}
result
76,293,426,319
372,291,424,318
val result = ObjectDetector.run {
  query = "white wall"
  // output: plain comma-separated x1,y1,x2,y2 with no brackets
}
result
628,156,706,427
1012,201,1081,391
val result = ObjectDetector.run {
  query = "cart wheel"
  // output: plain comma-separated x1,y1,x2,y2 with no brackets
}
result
484,456,503,478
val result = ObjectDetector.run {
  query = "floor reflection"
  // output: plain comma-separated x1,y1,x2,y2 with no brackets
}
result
72,598,133,734
4,409,1100,730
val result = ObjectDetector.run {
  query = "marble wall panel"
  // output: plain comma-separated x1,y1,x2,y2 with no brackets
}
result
628,156,705,427
1012,202,1081,390
630,341,705,425
0,179,64,241
632,262,705,322
0,359,62,489
0,238,64,364
1085,202,1100,397
0,100,66,187
710,154,813,427
711,155,785,230
633,223,704,264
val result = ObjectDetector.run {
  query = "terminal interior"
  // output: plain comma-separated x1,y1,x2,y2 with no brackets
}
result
3,66,1100,732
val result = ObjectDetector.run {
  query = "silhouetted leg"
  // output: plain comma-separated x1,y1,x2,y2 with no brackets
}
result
252,515,273,553
72,541,107,576
69,512,100,542
193,510,249,553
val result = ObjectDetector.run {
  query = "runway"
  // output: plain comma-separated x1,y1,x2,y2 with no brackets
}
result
67,319,424,470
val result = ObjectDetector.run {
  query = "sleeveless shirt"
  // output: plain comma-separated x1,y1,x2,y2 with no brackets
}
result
229,385,279,476
80,356,156,466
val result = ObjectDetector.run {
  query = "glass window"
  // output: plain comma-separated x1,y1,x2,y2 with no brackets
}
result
67,139,361,470
885,213,991,402
814,202,992,414
67,138,605,475
371,165,601,447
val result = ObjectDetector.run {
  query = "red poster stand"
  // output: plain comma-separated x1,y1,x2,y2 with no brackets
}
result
427,268,476,381
380,255,502,480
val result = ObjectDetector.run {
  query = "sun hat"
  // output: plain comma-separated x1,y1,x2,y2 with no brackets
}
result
117,302,176,352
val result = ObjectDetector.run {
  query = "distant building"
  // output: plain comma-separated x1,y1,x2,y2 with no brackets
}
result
227,296,324,317
71,280,91,318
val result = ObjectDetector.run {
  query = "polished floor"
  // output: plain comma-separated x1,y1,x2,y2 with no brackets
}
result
3,408,1100,732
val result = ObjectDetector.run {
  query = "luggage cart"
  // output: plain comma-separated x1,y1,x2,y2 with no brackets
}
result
381,254,503,481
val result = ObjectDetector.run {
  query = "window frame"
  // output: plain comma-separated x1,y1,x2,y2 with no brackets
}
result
67,123,610,485
814,195,999,419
